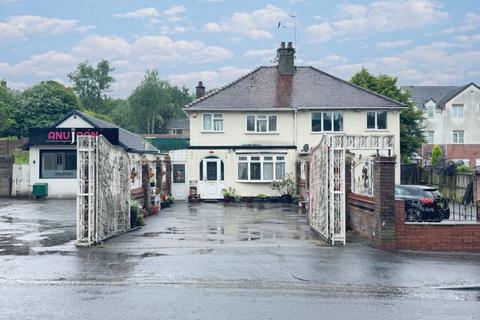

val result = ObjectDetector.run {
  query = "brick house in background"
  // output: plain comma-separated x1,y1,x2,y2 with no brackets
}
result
402,83,480,167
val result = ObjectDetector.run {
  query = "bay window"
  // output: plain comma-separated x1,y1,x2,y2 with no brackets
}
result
246,114,277,133
237,155,285,181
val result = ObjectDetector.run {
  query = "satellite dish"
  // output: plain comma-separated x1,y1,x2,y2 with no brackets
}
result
302,144,309,152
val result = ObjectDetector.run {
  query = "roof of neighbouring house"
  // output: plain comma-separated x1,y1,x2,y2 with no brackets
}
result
53,110,160,154
166,117,189,129
402,83,479,108
184,66,405,111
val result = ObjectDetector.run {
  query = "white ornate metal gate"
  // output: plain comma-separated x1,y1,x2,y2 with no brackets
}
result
76,135,131,246
308,134,395,245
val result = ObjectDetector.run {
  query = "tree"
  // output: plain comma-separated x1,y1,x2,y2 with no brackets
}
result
68,60,115,113
13,81,82,137
431,145,443,165
0,83,16,136
350,68,425,162
126,70,192,134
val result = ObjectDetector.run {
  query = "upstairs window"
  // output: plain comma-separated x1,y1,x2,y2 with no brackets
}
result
451,104,464,119
246,115,277,133
427,105,434,118
203,113,223,131
311,112,343,132
367,111,387,130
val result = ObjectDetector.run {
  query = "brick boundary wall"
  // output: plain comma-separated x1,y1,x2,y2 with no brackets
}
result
347,193,376,242
394,200,480,252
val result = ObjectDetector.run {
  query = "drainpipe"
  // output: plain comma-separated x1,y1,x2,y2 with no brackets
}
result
293,109,297,147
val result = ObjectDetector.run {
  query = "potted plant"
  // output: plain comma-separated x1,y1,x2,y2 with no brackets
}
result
271,174,296,203
130,201,140,228
160,194,170,209
222,187,238,202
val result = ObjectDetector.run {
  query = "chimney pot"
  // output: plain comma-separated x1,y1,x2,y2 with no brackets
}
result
277,41,295,75
196,81,206,99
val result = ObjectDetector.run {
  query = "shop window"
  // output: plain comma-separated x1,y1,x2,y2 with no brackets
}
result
40,150,76,179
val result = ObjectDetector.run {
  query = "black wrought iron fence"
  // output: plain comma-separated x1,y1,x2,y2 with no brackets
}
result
447,200,479,222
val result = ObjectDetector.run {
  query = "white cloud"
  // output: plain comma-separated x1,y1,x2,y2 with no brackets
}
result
0,34,234,96
324,42,480,86
305,22,334,43
204,5,289,39
114,7,160,18
243,48,277,62
376,40,412,49
306,0,448,43
114,5,186,23
0,15,91,41
308,54,348,68
163,5,186,22
168,66,251,90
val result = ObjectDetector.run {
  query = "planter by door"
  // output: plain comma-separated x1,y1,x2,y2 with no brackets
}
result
198,157,224,199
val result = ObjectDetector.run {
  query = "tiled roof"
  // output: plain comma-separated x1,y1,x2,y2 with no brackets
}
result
55,110,159,154
185,66,404,111
401,85,460,107
166,117,189,129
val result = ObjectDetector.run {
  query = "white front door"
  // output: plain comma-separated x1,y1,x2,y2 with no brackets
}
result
198,158,224,199
171,163,187,200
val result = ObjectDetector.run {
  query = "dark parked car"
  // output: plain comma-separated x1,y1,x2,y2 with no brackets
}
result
395,185,450,222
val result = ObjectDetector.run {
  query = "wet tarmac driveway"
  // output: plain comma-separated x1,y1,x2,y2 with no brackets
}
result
0,198,479,319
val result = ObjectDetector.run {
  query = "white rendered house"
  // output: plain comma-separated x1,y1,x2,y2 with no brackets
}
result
183,43,404,199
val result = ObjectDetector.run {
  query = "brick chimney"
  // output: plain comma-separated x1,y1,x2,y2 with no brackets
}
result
196,81,205,99
277,41,295,74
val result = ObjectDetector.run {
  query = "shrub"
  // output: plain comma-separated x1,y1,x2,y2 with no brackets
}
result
271,174,296,196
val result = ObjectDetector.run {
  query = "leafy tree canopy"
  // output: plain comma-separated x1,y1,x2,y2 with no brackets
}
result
126,70,192,134
13,80,82,137
68,59,115,113
0,83,16,135
350,68,425,162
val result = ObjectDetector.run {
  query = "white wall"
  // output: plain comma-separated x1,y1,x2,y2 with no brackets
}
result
186,148,297,197
56,115,93,128
189,109,401,183
29,145,78,198
423,85,480,144
11,164,30,197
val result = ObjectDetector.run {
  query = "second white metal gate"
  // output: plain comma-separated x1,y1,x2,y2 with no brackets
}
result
308,134,395,245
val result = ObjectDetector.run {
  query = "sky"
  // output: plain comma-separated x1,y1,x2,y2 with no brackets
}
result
0,0,479,98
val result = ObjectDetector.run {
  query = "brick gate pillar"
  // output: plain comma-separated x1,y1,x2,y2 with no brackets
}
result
155,156,163,193
373,156,397,249
164,154,172,196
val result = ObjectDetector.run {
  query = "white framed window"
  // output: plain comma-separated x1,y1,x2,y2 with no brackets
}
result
426,130,434,144
451,104,464,119
367,111,387,129
203,113,223,131
311,112,343,132
453,130,464,144
237,155,285,182
246,114,277,133
426,105,434,118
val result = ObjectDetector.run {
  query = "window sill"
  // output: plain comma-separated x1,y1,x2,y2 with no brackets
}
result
244,132,279,135
310,131,344,134
237,180,275,184
201,130,224,133
365,129,389,132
